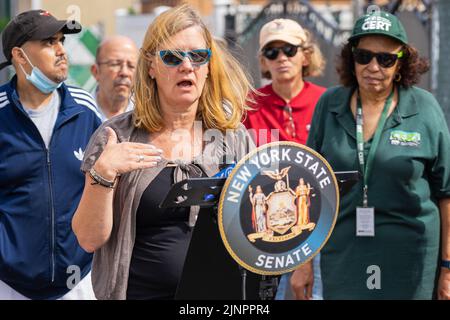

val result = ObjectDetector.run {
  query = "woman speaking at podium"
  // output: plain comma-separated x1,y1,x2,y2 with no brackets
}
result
72,4,254,300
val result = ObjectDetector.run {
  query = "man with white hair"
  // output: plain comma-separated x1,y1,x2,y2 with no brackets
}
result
91,36,138,121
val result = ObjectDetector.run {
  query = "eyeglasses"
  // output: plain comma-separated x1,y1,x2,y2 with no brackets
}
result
158,49,211,67
282,105,296,138
97,59,136,72
262,44,301,60
352,48,404,68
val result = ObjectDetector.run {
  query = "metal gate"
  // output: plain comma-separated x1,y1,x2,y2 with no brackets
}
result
234,0,351,89
233,0,433,93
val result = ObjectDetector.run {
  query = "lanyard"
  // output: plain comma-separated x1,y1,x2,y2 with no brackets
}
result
356,88,394,207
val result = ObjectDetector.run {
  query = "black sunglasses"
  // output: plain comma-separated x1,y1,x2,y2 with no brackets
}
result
352,48,404,68
262,44,301,60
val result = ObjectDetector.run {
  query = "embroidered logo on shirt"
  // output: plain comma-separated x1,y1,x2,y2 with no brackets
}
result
389,130,421,147
74,148,85,161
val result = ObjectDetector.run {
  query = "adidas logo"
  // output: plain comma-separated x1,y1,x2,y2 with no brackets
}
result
74,148,84,161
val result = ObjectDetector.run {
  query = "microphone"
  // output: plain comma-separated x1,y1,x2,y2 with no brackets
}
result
203,163,236,202
213,163,236,178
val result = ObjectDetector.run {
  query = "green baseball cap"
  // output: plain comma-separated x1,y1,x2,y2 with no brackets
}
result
348,11,408,44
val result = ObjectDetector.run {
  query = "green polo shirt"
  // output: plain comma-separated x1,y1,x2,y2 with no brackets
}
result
307,85,450,299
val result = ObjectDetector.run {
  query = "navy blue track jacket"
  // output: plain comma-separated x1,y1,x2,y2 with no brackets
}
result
0,76,102,299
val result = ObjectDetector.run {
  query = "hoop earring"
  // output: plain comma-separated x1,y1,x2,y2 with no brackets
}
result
395,73,402,82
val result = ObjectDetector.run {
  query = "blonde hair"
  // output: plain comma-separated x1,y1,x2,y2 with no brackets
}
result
260,29,326,79
133,4,253,132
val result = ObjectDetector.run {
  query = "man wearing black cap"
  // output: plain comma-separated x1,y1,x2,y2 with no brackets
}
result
0,10,101,299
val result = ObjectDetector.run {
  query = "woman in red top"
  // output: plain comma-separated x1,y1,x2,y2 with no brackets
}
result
244,18,326,146
244,18,326,300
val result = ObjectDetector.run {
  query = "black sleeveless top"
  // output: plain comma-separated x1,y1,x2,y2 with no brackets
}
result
126,166,204,300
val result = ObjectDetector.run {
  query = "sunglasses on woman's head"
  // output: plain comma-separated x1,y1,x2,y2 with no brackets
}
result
262,44,301,60
352,48,404,68
158,49,211,67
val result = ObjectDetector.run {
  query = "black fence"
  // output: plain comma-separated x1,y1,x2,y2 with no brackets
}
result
231,0,434,89
232,0,351,89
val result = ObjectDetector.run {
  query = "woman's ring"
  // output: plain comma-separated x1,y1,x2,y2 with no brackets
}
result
138,154,144,163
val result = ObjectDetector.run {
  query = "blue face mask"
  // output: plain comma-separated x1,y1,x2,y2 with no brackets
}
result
19,49,62,94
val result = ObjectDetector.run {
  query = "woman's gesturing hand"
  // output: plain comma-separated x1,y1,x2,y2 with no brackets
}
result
94,127,163,180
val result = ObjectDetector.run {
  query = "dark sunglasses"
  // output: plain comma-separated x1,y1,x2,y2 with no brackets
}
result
352,48,404,68
158,49,211,67
262,44,301,60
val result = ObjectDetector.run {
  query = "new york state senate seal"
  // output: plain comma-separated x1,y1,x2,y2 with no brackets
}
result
218,142,339,275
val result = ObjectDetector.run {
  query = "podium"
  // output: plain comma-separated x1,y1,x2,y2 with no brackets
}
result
159,171,359,300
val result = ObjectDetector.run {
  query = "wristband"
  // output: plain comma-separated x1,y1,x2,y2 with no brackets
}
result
441,260,450,270
89,167,116,188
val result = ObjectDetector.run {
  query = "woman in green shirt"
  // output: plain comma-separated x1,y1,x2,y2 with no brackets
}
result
290,11,450,299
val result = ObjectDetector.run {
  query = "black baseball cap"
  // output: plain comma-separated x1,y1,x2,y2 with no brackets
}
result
0,9,82,70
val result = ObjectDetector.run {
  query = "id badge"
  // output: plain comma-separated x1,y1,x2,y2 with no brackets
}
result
356,207,375,237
